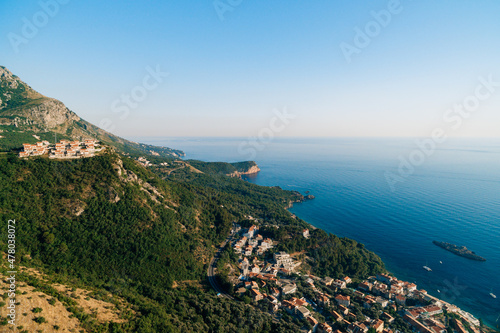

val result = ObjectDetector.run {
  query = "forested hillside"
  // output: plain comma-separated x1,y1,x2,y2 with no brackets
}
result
0,149,386,332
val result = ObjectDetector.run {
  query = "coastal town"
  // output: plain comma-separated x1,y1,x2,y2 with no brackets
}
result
215,222,487,333
18,139,102,159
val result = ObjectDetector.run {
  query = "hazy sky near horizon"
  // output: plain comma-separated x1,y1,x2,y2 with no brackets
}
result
1,0,499,138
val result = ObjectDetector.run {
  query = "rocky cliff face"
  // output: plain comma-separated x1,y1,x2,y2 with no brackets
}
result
0,65,184,157
227,164,261,177
3,99,80,130
239,165,261,175
0,66,20,89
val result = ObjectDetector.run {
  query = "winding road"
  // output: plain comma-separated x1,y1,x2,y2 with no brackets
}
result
207,238,235,300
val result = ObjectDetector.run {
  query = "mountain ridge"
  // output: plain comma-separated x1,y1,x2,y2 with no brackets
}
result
0,65,184,158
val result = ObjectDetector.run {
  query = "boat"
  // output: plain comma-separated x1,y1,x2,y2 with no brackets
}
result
437,290,441,293
433,241,486,261
423,266,432,272
491,293,497,299
440,261,442,264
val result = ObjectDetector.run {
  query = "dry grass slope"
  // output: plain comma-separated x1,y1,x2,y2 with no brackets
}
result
0,267,133,333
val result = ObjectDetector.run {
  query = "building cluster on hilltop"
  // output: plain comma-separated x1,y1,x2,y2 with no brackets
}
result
19,141,51,157
234,225,276,257
19,139,101,159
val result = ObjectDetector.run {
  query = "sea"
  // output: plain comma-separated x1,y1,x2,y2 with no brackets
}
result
135,137,500,328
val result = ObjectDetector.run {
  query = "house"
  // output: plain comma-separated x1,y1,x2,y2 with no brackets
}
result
318,322,333,333
282,301,296,314
348,323,368,333
343,276,352,284
324,277,334,286
266,295,278,304
303,229,310,238
338,304,349,315
256,246,266,255
376,297,388,308
376,273,392,285
289,297,308,307
262,238,273,247
281,284,297,295
335,295,350,307
404,315,434,333
371,319,384,333
405,282,417,292
296,306,310,319
274,251,294,270
307,316,318,328
250,289,263,301
250,264,261,274
331,310,343,322
358,282,373,292
381,312,394,323
422,305,442,317
244,245,253,256
373,283,388,296
363,295,376,309
244,225,258,238
353,291,365,299
332,279,347,289
270,287,280,297
451,319,468,333
317,293,330,306
395,295,406,306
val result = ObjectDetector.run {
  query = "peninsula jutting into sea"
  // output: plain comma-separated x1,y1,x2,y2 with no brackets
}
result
433,241,486,262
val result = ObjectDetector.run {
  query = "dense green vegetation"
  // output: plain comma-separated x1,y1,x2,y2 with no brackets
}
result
0,148,385,331
261,226,385,279
188,160,258,175
0,125,67,152
0,152,308,331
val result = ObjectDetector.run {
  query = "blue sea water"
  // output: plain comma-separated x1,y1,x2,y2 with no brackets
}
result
136,137,500,328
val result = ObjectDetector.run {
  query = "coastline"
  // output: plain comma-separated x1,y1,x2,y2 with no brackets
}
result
283,192,490,330
148,137,500,330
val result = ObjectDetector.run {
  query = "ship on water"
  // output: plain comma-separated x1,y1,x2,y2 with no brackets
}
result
433,241,486,261
491,293,497,299
423,266,432,271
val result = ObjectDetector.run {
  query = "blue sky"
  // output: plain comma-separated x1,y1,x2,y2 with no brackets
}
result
1,0,499,138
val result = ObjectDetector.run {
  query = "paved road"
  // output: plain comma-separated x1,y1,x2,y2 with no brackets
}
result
207,239,235,300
